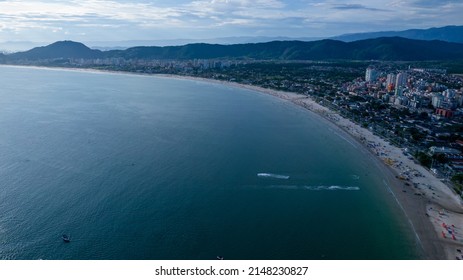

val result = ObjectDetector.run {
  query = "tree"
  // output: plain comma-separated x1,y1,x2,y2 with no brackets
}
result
433,153,448,164
451,173,463,196
415,152,432,168
451,173,463,184
418,112,429,120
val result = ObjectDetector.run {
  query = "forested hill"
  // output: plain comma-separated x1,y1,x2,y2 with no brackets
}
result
3,37,463,61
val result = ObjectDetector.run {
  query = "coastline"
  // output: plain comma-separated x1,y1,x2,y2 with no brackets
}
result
156,74,463,260
3,65,463,259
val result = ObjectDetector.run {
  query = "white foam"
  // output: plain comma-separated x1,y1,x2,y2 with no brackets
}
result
257,173,290,179
325,186,360,191
267,185,360,191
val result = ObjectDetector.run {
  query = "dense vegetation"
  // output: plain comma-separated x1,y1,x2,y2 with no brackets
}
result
3,37,463,62
451,173,463,195
333,25,463,44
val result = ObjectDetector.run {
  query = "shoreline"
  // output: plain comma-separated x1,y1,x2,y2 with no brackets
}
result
4,65,463,259
156,74,463,260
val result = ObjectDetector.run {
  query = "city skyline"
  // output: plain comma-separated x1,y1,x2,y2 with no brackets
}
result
0,0,462,44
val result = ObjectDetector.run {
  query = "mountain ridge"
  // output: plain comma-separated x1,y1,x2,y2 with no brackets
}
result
3,37,463,62
8,41,102,60
332,25,463,44
1,25,461,52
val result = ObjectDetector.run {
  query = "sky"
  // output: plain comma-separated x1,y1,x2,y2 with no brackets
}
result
0,0,462,43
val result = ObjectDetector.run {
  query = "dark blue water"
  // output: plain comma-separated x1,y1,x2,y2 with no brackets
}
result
0,66,418,259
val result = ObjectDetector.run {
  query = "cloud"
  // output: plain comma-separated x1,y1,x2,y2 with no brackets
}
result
331,4,387,11
184,0,287,19
411,0,460,8
0,0,462,42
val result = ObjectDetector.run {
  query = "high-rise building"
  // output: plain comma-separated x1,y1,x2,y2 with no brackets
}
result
395,72,408,88
395,86,404,97
432,94,444,108
365,68,378,82
386,74,396,86
394,72,408,96
386,73,396,92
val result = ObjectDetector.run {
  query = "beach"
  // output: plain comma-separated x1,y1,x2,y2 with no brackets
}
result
231,81,463,259
160,74,463,259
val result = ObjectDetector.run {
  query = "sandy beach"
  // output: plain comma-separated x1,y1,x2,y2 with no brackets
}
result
240,83,463,259
161,74,463,259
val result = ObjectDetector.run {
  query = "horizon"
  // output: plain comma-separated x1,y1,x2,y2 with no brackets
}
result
0,0,462,47
0,24,461,53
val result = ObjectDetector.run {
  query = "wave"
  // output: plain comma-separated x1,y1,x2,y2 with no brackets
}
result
322,186,360,191
350,175,360,180
268,185,360,191
257,173,290,179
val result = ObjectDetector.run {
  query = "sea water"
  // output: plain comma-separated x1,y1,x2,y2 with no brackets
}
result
0,66,418,259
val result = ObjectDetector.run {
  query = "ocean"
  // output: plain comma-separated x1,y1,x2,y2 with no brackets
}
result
0,66,418,259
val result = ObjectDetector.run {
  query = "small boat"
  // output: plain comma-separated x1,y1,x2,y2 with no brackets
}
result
216,256,224,260
62,234,71,243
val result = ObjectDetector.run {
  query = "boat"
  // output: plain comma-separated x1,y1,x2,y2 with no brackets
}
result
62,234,71,243
216,256,224,260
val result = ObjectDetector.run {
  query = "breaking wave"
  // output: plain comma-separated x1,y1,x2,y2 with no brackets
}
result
268,185,360,191
257,173,290,179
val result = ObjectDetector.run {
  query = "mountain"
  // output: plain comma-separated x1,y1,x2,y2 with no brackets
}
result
4,37,463,62
87,36,323,50
103,37,463,61
2,25,460,52
333,25,463,44
346,37,463,60
9,41,102,60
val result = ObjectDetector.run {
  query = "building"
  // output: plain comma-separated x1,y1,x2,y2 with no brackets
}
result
395,72,408,88
432,94,444,108
386,74,396,87
443,89,456,98
435,108,454,118
365,68,378,82
429,146,461,156
395,86,404,96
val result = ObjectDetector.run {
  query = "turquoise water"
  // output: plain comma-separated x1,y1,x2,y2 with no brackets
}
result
0,66,418,259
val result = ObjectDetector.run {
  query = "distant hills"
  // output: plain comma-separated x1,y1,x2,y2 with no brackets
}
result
1,25,462,52
8,41,102,60
2,37,463,62
333,25,463,44
101,25,461,48
101,37,463,61
88,36,324,50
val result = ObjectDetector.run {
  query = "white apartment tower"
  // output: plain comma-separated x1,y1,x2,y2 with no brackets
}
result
395,72,408,88
365,68,378,82
394,72,408,96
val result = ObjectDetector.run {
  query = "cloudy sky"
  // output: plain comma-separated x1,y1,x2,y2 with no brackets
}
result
0,0,462,43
